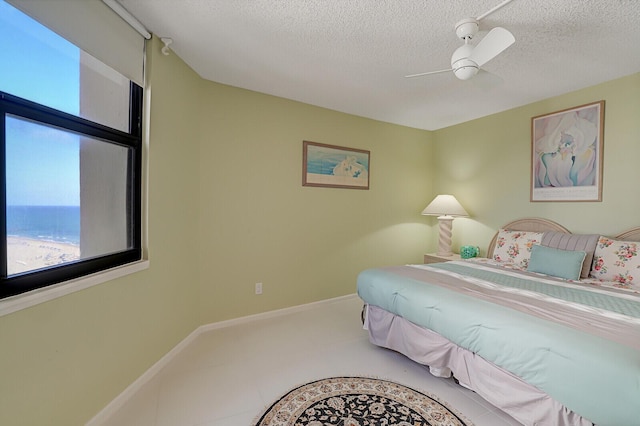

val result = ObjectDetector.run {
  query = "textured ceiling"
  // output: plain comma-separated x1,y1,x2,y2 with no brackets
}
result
119,0,640,130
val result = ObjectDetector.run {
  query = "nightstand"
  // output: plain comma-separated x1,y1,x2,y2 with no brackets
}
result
423,253,461,264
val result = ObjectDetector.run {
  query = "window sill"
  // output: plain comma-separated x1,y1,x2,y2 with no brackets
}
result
0,259,149,317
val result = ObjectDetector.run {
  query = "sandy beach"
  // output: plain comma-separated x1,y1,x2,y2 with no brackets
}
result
7,236,80,275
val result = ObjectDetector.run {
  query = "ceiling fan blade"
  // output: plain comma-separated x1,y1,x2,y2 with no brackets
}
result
468,27,515,67
471,69,504,89
404,68,452,78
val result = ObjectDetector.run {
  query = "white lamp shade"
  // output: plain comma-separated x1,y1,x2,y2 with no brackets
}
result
421,194,469,218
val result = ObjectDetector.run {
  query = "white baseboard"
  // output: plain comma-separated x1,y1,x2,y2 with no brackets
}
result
86,293,359,425
85,325,201,426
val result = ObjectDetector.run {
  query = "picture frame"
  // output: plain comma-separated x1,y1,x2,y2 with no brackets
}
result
531,100,605,202
302,140,370,190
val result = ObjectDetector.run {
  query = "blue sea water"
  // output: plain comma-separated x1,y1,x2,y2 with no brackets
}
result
307,149,369,176
6,205,80,245
307,156,341,175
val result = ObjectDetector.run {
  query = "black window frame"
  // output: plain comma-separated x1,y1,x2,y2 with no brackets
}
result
0,83,143,299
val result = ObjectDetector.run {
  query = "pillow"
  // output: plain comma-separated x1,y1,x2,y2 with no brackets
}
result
590,237,640,290
527,245,586,280
541,232,599,278
492,229,543,269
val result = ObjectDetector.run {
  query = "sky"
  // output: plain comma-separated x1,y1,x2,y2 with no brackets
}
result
1,0,80,206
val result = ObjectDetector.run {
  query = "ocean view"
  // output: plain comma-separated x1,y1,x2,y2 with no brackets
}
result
6,206,80,275
7,205,80,244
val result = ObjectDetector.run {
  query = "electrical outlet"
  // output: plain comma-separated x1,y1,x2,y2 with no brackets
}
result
255,282,263,295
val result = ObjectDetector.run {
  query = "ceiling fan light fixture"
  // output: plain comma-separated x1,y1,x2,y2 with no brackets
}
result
451,44,478,80
453,64,479,80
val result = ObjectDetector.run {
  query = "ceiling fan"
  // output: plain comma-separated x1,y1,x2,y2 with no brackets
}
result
406,0,516,81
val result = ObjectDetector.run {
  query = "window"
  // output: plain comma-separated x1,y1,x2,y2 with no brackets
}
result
1,0,143,299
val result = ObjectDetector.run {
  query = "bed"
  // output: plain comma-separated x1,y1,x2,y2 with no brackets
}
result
357,218,640,426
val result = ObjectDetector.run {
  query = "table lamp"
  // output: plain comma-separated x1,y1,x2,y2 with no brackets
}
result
421,194,469,256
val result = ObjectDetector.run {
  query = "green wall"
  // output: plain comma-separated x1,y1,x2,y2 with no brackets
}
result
196,82,432,323
0,32,638,425
433,72,640,255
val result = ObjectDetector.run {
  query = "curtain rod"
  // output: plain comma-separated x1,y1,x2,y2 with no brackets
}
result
102,0,151,39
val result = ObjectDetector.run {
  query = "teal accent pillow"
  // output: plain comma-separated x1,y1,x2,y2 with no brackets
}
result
527,244,586,280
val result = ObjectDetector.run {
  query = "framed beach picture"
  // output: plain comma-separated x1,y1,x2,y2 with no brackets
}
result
302,141,370,189
531,101,605,202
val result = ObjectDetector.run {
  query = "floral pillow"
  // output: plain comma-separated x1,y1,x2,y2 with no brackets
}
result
492,229,543,269
590,237,640,290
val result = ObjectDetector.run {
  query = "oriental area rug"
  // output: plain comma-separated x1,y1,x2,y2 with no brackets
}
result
252,376,473,426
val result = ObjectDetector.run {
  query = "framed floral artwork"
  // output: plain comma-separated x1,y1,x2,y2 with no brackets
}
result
302,141,370,189
531,100,605,202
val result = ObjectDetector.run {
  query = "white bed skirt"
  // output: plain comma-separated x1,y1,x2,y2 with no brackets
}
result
363,304,593,426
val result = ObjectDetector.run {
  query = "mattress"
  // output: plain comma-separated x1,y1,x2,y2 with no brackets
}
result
357,261,640,426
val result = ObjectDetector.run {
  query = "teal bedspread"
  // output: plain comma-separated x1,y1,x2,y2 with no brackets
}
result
357,261,640,426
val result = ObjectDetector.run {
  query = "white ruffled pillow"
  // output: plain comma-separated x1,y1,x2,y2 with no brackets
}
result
492,229,543,269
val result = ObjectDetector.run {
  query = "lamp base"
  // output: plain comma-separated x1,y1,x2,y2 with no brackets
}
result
436,216,454,257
